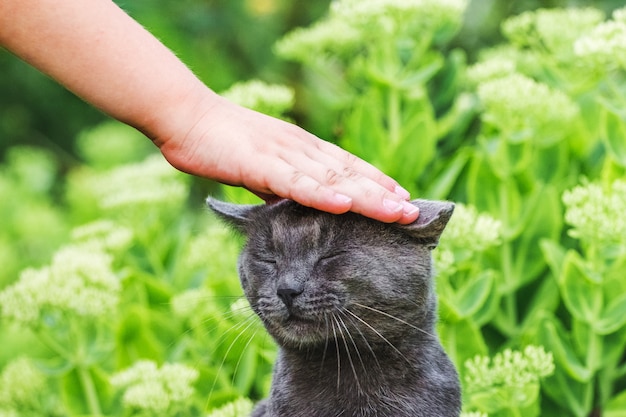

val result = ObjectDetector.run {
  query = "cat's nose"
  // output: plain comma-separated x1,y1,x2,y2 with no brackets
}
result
276,286,303,308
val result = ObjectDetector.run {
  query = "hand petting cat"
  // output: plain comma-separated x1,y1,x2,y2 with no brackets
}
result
157,95,420,224
0,0,419,225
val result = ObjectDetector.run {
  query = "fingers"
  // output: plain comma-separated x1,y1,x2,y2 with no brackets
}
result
311,141,420,223
314,139,406,196
248,134,419,224
297,134,420,224
160,97,419,224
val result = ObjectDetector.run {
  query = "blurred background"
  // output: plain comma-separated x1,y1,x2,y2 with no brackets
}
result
2,1,626,416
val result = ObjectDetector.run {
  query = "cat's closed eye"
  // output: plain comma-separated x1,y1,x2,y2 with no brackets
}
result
252,254,277,267
316,251,347,267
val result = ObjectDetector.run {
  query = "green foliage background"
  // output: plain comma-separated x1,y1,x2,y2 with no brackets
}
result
1,1,626,417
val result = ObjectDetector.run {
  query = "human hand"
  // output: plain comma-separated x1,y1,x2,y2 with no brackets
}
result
0,0,418,224
153,94,419,224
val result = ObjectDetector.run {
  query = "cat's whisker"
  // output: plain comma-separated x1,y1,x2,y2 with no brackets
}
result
334,312,364,395
196,309,258,350
161,300,258,373
329,315,342,390
352,302,436,339
230,328,260,387
205,315,259,410
344,308,411,365
320,314,330,375
337,309,381,372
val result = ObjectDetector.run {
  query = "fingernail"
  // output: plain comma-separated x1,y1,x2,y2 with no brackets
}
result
383,198,404,213
394,185,411,200
403,201,419,217
333,193,352,205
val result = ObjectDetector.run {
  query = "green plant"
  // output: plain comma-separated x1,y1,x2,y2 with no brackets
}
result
274,0,471,195
2,3,626,417
463,346,555,417
271,3,626,416
0,138,274,416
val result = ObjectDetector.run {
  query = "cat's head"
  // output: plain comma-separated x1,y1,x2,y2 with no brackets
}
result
208,198,454,350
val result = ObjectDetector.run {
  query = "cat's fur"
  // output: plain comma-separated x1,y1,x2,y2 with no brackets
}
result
208,198,461,417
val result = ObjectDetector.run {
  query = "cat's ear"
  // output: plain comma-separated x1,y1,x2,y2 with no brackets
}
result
399,199,454,246
206,197,259,234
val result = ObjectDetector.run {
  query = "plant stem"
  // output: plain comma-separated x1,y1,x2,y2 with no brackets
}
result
447,324,458,366
77,365,102,416
36,330,74,360
388,86,401,146
499,180,518,334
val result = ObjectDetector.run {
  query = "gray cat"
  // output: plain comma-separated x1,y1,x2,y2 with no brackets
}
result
208,198,461,417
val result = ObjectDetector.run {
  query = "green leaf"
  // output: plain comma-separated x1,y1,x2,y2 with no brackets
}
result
559,251,602,323
601,107,626,167
424,148,472,200
480,135,534,179
471,271,501,326
512,185,563,286
605,389,626,417
465,150,501,213
540,239,568,280
438,295,461,323
233,344,258,394
542,367,593,417
595,292,626,335
602,323,626,368
519,277,560,338
342,91,387,164
537,314,591,382
439,318,487,370
456,271,495,319
571,321,604,374
467,387,510,414
467,383,540,416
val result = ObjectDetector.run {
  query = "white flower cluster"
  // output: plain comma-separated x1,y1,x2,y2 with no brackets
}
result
464,345,554,391
0,245,120,326
69,155,188,214
477,73,579,144
562,179,626,246
71,219,133,253
171,287,215,322
0,358,46,410
466,57,516,87
503,8,604,56
575,7,626,70
439,204,502,252
276,0,467,63
222,80,294,118
331,0,467,32
275,18,362,62
206,398,254,417
110,360,199,414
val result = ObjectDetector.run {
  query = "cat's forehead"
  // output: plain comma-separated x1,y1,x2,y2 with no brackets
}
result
263,203,332,243
250,200,384,246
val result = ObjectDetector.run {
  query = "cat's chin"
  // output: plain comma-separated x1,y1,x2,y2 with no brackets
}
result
266,316,330,348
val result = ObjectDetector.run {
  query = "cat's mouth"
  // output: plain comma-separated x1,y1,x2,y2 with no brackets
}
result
266,312,330,346
283,312,320,325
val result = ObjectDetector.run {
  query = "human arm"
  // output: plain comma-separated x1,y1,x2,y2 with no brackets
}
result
0,0,419,223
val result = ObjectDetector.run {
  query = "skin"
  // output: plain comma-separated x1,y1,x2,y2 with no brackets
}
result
0,0,420,224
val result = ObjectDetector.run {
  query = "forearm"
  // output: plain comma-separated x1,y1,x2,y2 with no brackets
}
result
0,0,419,223
0,0,212,143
